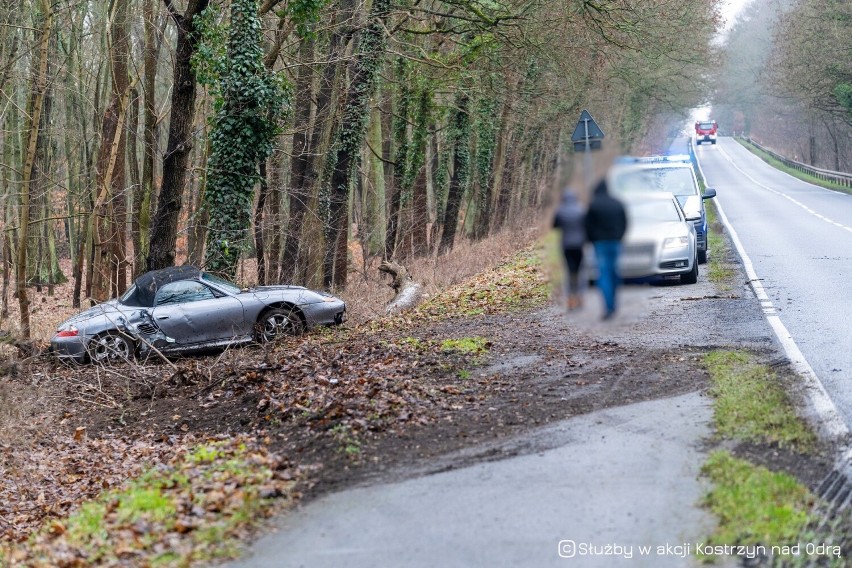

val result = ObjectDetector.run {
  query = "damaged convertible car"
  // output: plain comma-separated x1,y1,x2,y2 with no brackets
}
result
51,266,346,363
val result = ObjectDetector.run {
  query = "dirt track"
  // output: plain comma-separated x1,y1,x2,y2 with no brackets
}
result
62,253,829,498
3,237,835,555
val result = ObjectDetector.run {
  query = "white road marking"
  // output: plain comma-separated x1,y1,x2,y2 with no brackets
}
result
695,143,850,441
715,144,852,234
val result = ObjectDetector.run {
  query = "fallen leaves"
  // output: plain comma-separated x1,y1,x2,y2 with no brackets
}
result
1,436,299,567
0,244,550,564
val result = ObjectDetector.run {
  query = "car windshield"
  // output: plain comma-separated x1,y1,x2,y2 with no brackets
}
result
201,272,241,294
699,122,714,129
611,167,698,199
628,200,681,223
119,284,141,306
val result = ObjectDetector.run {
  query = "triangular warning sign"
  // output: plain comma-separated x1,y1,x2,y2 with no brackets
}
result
571,109,605,143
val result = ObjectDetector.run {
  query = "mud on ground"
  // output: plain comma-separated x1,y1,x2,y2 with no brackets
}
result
41,283,833,499
1,236,837,547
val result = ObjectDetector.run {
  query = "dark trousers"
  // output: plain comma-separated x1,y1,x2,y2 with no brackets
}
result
562,248,583,294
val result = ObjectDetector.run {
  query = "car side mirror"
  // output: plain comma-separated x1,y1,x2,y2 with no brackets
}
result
702,187,717,199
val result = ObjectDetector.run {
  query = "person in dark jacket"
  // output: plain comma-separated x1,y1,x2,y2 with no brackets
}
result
552,189,586,310
584,179,627,319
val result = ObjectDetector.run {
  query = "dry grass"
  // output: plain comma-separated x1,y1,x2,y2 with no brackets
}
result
0,220,547,341
341,222,547,324
0,258,80,343
0,366,62,456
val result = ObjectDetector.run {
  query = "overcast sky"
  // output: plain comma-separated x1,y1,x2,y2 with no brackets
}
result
720,0,753,31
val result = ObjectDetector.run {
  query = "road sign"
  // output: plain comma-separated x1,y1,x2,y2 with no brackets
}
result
571,109,604,152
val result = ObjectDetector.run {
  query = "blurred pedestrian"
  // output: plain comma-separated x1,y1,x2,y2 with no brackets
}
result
584,179,627,320
552,189,586,310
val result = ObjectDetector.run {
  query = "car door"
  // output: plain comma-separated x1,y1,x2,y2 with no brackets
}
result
150,280,246,345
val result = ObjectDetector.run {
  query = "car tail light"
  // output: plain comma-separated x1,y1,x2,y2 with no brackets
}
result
55,327,79,337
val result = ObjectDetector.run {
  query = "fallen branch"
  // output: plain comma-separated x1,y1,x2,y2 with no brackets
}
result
378,260,423,314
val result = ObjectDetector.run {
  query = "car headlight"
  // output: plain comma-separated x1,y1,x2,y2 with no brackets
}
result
315,291,339,303
663,236,689,249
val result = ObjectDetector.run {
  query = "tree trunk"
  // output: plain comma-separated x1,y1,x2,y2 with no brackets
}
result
378,260,423,314
266,138,284,283
16,0,53,339
364,104,386,257
410,165,429,257
91,0,131,301
255,162,269,284
323,0,391,289
128,87,144,277
26,71,53,287
186,113,210,267
473,96,497,240
138,0,162,275
147,0,210,271
438,93,470,255
281,37,316,282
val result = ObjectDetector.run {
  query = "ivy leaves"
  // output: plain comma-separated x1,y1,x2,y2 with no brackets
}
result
203,0,290,277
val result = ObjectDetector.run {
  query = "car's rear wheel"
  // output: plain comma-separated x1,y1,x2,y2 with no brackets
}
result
88,332,134,364
256,307,304,343
681,258,699,285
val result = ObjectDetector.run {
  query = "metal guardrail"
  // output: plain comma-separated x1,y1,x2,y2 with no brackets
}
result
744,137,852,189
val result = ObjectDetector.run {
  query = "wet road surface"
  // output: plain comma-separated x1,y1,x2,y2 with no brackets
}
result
695,138,852,425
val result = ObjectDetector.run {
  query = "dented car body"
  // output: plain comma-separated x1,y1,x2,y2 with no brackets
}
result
51,266,346,363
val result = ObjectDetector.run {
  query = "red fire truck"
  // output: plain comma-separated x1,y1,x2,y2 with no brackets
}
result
694,120,717,145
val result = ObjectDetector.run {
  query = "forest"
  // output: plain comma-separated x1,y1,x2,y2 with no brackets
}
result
0,0,721,339
713,0,852,171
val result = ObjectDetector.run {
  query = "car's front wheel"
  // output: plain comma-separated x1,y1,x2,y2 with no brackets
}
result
681,258,699,285
256,307,305,343
697,248,707,264
88,332,135,364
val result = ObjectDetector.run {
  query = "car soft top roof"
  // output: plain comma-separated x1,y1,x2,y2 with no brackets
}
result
125,265,202,307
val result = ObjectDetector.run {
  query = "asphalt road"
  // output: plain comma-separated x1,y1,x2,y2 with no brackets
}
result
230,260,772,567
232,393,714,568
694,138,852,425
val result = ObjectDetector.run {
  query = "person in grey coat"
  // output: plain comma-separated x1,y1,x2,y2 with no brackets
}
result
552,189,586,310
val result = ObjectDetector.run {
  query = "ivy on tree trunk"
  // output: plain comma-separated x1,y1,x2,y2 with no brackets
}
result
203,0,287,279
322,0,391,288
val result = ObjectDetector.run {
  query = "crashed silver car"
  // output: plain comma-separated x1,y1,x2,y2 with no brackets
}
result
51,266,346,363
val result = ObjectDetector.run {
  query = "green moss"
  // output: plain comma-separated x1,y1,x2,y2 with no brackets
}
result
700,450,815,560
9,439,285,566
187,443,226,464
117,488,175,524
397,336,426,350
704,350,816,451
65,501,108,547
440,336,489,354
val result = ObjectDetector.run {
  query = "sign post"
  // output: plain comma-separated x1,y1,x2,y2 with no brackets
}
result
570,109,605,193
